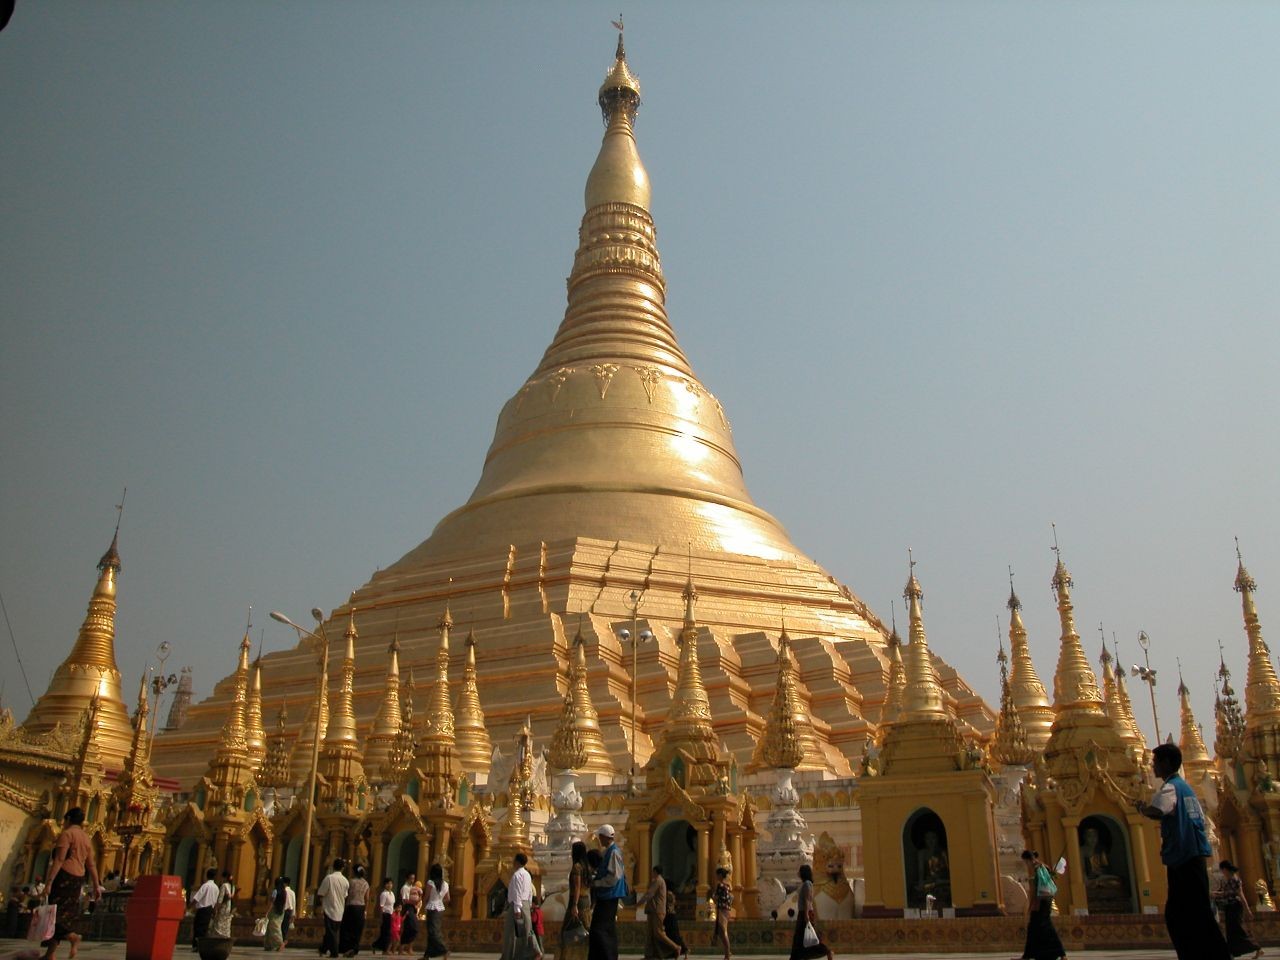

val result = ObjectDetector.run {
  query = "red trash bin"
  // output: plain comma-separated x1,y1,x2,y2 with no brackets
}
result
125,874,187,960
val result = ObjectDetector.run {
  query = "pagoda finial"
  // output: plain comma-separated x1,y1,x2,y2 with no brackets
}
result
364,622,403,783
611,14,625,59
246,646,267,772
1177,671,1213,779
1048,531,1104,715
754,621,811,770
1004,569,1052,750
663,572,715,745
900,554,946,717
991,617,1033,766
548,640,588,773
585,24,648,209
563,619,611,772
454,629,492,773
1234,541,1280,725
218,628,252,757
423,600,456,744
881,600,906,727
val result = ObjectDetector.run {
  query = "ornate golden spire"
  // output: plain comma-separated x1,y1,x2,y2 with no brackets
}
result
290,678,328,784
453,629,492,774
991,635,1034,766
566,621,612,773
1049,538,1104,716
123,669,153,780
217,630,252,759
1215,644,1245,761
258,704,292,788
391,667,416,784
408,33,804,562
423,603,456,744
1005,571,1053,750
881,607,906,727
364,632,403,783
548,683,588,772
325,609,361,747
585,31,648,211
500,717,535,846
22,523,133,769
662,575,716,745
1111,638,1146,749
900,554,946,718
1177,665,1212,781
320,607,366,802
1235,541,1280,724
246,654,267,773
752,626,809,770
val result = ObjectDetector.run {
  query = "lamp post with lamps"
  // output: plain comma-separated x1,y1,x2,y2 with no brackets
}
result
148,640,178,739
617,590,654,792
1130,630,1162,744
269,607,330,917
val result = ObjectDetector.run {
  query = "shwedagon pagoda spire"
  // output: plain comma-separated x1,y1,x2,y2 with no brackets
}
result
899,558,946,719
564,623,610,774
318,608,366,798
149,32,994,787
246,655,266,773
1236,543,1280,724
22,524,134,769
991,637,1033,767
752,626,810,770
1177,668,1213,783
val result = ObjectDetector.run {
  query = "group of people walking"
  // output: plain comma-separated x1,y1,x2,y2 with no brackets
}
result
314,861,450,959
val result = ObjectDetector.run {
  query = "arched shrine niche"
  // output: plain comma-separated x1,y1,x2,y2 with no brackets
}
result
1078,814,1136,914
902,808,951,909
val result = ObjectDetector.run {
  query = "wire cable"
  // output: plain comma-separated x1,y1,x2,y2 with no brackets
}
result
0,587,37,707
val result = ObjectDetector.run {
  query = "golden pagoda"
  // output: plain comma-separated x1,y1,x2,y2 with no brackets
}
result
21,527,134,769
879,614,906,729
1021,546,1163,916
1211,544,1280,903
858,557,1002,917
1005,576,1054,752
149,30,994,811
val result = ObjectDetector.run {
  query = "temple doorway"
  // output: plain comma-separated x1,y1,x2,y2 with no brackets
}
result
172,837,199,893
386,830,419,888
1078,815,1136,913
653,819,697,898
283,835,302,886
902,808,951,910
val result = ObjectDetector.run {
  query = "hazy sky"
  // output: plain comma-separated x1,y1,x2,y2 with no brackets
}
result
3,2,1278,747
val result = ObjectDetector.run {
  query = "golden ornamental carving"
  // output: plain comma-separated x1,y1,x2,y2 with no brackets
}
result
548,367,574,403
754,631,808,770
590,362,620,399
632,365,662,403
547,690,587,772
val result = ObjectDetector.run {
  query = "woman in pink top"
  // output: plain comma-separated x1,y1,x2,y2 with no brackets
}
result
42,807,100,960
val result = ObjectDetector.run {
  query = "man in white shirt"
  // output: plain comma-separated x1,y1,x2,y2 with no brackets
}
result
498,853,539,960
282,879,297,945
189,868,219,949
316,859,350,958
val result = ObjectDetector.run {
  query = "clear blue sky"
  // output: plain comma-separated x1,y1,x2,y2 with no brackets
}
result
2,2,1277,746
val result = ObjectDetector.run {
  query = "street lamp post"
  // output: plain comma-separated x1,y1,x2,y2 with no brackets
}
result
616,590,653,792
1131,630,1162,745
149,640,178,739
270,607,330,918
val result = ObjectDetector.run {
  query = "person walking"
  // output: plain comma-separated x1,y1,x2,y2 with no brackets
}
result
662,890,688,960
789,864,834,960
1215,861,1262,959
41,806,100,960
340,864,371,956
264,876,289,952
499,853,539,960
399,899,419,955
318,859,352,959
372,878,396,954
190,869,220,950
281,877,296,947
211,870,236,938
589,825,626,960
1016,850,1066,960
1136,742,1231,960
637,866,680,960
560,841,591,960
711,867,733,960
422,862,450,960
